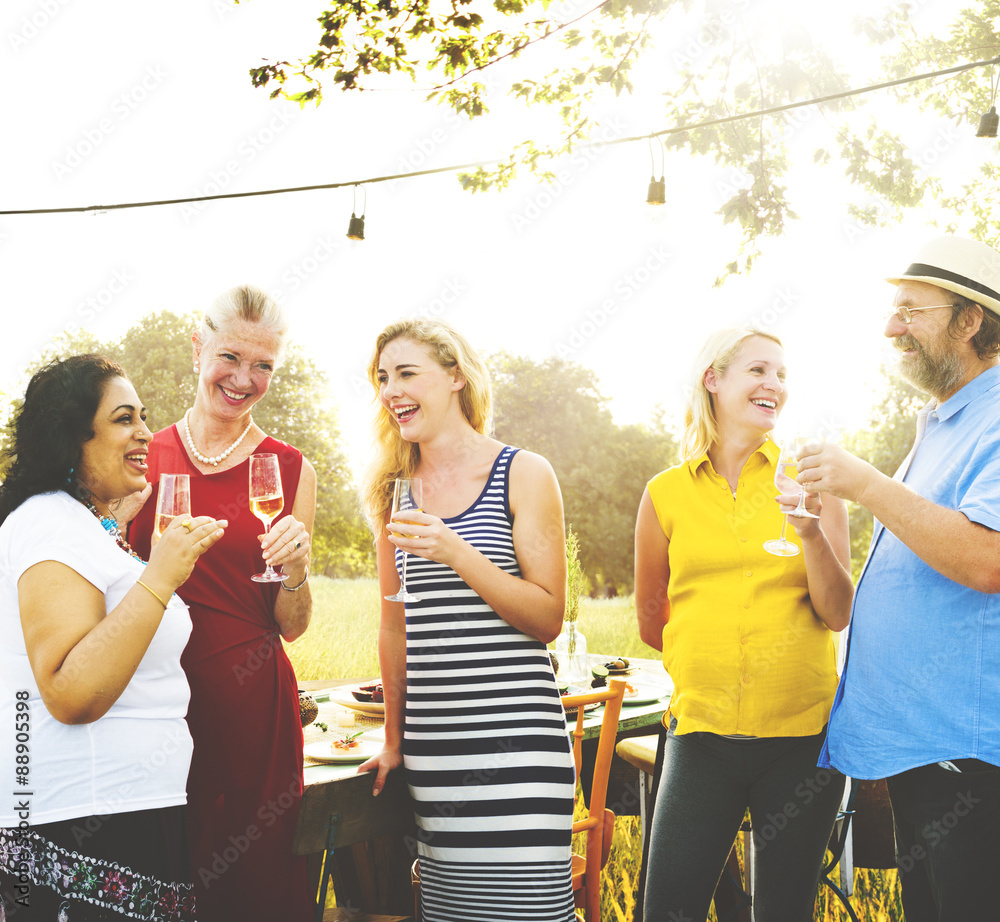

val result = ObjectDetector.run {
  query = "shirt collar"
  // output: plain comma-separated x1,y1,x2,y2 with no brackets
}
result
688,436,778,474
932,364,1000,422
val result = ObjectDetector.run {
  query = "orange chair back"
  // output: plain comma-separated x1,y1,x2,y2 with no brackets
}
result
561,678,627,921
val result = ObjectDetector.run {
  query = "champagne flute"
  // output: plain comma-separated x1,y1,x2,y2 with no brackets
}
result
384,478,423,603
783,437,822,521
763,440,816,557
249,453,288,583
154,474,191,539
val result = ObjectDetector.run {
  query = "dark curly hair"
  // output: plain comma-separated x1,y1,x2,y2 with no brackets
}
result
0,354,128,524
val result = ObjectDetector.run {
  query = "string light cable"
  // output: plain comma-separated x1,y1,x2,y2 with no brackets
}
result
2,53,997,218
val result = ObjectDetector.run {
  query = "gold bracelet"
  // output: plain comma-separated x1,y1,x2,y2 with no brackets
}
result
136,579,169,610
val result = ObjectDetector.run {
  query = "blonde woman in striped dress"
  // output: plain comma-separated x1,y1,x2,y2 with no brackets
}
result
359,319,576,922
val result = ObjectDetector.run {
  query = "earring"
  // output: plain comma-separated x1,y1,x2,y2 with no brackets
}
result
194,364,200,373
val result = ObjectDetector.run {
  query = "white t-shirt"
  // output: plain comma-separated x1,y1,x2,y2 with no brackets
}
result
0,491,194,824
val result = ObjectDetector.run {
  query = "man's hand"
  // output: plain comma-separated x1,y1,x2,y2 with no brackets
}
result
796,442,879,505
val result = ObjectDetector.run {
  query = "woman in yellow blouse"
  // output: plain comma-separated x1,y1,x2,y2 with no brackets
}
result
635,327,853,921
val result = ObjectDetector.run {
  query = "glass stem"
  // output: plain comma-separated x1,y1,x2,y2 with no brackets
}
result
263,521,275,574
400,550,408,594
779,514,790,542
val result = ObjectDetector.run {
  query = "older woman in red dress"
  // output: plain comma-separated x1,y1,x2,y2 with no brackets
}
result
130,285,316,922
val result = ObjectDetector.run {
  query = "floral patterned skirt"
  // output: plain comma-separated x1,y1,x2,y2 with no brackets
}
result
0,806,195,921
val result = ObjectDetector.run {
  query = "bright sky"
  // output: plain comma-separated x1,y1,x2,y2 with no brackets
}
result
3,0,993,471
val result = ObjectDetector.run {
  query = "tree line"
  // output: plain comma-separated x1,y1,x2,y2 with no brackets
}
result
0,312,918,593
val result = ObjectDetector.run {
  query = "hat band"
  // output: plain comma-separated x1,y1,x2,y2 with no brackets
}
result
906,262,1000,304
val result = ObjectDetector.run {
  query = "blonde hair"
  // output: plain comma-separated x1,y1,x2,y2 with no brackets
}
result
198,284,289,361
681,327,783,460
360,319,493,530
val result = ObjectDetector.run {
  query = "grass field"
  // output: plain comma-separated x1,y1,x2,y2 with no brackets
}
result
288,577,903,921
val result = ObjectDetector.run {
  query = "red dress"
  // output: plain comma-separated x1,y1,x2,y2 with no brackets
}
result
131,426,314,922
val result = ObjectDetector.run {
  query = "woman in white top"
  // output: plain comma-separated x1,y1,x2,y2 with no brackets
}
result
0,354,226,922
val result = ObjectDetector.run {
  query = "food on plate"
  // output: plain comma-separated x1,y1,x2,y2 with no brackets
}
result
590,664,609,688
351,683,384,703
331,729,364,752
624,682,638,697
605,657,631,673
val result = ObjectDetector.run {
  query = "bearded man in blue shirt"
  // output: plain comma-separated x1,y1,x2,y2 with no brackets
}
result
798,234,1000,920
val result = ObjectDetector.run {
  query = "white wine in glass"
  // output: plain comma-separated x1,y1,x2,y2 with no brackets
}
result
763,442,809,557
154,473,191,539
249,453,288,583
385,478,423,603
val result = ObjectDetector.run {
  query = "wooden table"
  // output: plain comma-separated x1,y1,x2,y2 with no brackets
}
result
296,658,673,915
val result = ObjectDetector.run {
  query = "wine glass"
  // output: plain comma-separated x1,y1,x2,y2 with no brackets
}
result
249,453,288,583
783,437,822,521
154,474,191,539
384,478,423,603
763,440,818,557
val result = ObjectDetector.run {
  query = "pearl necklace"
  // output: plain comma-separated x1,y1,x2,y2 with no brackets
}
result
183,408,254,466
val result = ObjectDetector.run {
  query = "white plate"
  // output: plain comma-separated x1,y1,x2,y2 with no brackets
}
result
621,685,668,706
329,687,386,717
304,739,373,764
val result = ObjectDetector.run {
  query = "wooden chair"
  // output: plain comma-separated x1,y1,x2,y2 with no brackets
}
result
562,677,627,921
292,768,417,922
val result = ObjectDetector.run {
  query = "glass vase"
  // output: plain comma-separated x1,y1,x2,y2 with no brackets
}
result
554,620,588,685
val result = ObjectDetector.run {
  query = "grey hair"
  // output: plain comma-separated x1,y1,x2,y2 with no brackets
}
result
199,285,289,359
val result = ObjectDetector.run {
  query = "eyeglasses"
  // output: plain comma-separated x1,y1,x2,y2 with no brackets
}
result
888,304,956,324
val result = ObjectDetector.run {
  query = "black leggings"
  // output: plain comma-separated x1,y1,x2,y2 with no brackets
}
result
643,727,843,922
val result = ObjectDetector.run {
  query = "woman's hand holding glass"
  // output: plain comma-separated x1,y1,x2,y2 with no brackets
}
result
260,513,311,574
764,437,822,557
146,515,228,592
778,438,822,519
385,478,424,602
386,511,462,564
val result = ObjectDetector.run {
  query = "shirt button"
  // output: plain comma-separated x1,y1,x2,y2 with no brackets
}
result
745,571,752,577
740,537,747,543
740,636,749,645
742,675,752,685
743,602,750,609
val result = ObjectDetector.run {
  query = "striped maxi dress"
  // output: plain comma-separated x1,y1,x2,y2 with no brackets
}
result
401,445,576,922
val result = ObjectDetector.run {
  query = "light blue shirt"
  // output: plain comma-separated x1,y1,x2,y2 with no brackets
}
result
820,364,1000,779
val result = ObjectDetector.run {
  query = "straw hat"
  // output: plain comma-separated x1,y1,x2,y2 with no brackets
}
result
886,235,1000,317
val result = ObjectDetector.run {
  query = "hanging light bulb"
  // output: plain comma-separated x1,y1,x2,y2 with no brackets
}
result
977,105,998,138
976,65,999,138
646,136,665,204
346,184,366,239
